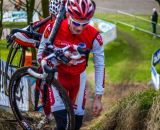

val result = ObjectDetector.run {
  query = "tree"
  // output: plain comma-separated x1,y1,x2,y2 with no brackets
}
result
0,0,3,39
41,0,49,18
9,0,35,24
27,0,35,24
155,0,160,7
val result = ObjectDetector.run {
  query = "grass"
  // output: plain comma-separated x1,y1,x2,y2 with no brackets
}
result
1,14,160,84
87,24,160,84
0,22,27,61
89,88,159,130
95,13,160,35
0,40,8,61
3,22,27,28
86,13,160,130
86,13,160,84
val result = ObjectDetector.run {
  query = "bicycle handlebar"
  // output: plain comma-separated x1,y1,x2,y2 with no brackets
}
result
27,45,90,79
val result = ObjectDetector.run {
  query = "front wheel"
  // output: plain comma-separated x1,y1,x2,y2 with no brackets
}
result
9,66,75,130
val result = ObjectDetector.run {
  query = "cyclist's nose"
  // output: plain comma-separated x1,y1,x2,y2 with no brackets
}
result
74,26,84,33
76,25,83,30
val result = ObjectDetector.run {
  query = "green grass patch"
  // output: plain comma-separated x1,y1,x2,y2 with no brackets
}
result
89,13,160,84
87,22,160,84
3,22,27,28
0,40,8,61
88,13,160,129
1,14,160,84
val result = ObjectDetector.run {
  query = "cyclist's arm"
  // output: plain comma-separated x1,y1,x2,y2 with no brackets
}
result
10,22,41,48
33,19,44,33
92,33,105,116
37,24,52,63
14,32,39,48
92,33,105,96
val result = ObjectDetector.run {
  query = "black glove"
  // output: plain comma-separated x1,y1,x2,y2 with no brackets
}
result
43,42,54,55
55,50,70,64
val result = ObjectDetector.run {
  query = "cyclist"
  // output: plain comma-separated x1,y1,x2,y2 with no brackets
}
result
10,0,63,48
37,0,105,129
6,0,63,127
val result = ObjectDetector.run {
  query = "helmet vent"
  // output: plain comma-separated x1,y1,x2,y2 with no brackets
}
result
82,1,86,13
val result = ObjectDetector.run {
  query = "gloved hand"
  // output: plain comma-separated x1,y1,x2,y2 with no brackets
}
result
43,42,54,55
55,50,70,64
46,42,54,49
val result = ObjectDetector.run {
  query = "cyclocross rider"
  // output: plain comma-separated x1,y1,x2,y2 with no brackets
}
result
12,0,63,48
37,0,105,129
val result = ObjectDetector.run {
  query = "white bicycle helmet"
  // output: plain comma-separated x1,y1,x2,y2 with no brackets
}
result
49,0,63,16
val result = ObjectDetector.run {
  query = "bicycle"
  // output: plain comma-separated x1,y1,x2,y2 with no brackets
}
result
3,16,51,96
9,44,90,130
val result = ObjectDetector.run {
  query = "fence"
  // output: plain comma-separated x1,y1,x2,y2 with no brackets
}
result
95,7,160,38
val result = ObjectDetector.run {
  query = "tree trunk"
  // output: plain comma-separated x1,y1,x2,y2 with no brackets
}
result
25,0,36,59
41,0,49,18
0,0,3,39
26,0,35,24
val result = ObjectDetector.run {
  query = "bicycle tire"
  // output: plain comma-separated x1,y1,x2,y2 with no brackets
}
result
9,66,75,130
4,42,26,96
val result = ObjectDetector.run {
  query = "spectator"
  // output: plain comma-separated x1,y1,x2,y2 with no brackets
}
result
151,8,158,34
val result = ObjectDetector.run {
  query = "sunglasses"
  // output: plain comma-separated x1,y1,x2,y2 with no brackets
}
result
70,17,89,27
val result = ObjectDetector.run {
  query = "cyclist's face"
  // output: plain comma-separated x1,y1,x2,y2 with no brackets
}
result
50,13,56,20
69,16,89,34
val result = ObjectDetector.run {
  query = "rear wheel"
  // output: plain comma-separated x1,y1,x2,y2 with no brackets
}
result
9,66,75,130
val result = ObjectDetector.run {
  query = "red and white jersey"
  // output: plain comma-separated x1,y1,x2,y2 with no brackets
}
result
13,18,52,48
33,17,52,34
38,19,105,95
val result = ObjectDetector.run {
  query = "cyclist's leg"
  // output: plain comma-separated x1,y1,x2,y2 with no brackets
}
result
69,71,87,130
57,71,87,130
46,83,67,130
53,109,67,130
75,115,83,130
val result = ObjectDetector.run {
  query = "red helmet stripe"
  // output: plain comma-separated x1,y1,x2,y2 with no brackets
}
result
67,0,94,20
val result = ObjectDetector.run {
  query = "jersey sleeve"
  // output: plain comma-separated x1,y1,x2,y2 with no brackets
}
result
92,33,105,95
37,23,52,63
13,26,39,48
